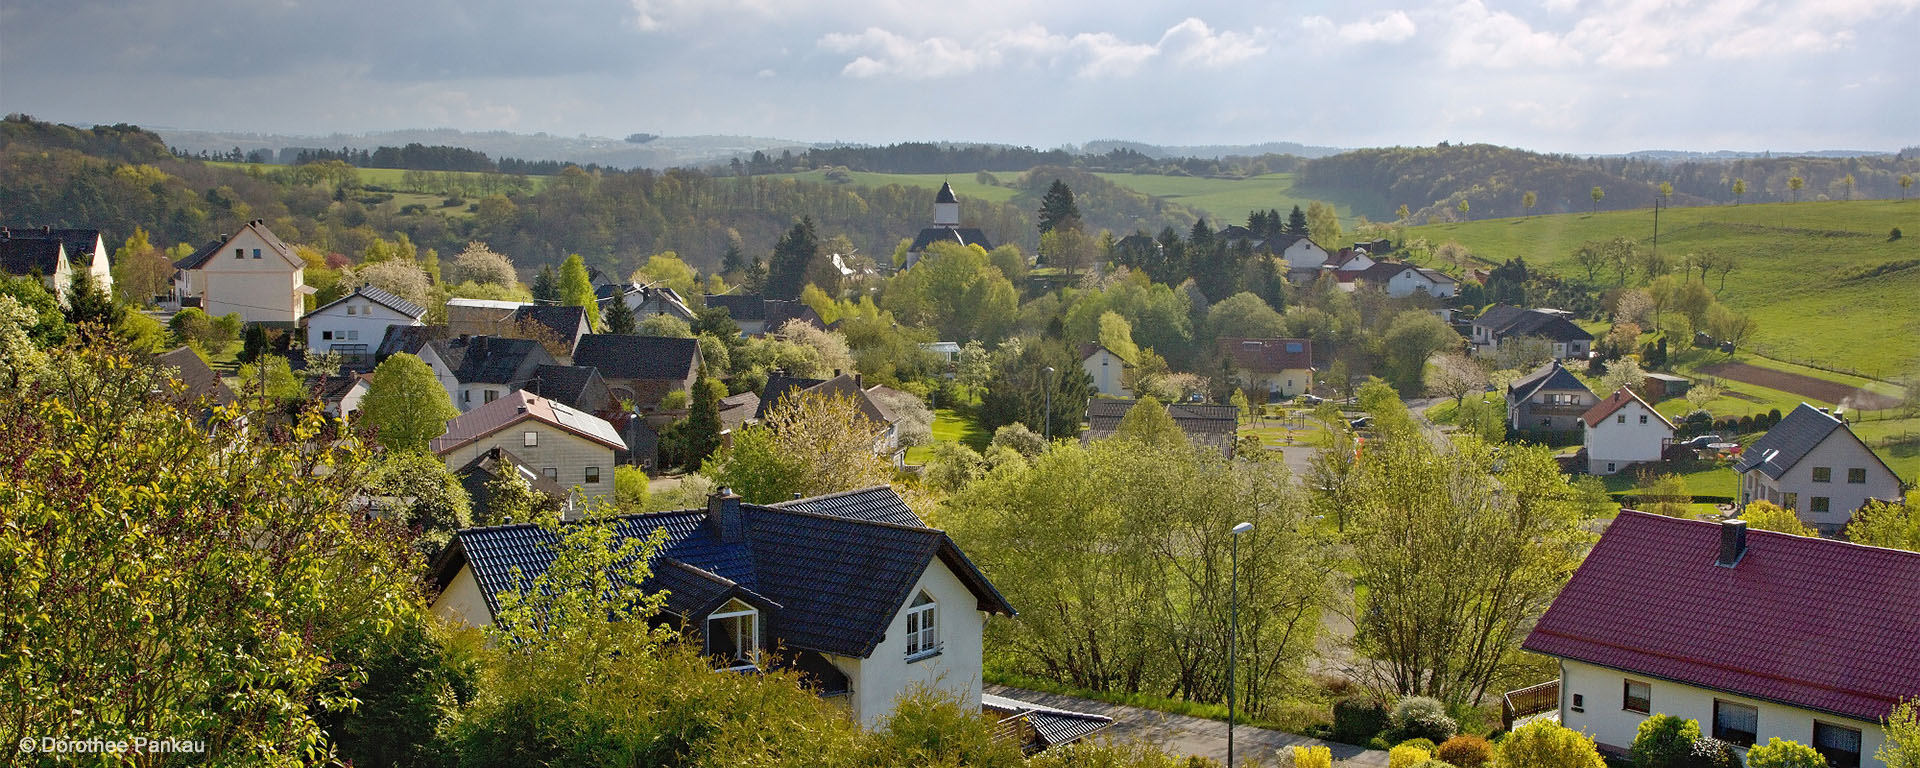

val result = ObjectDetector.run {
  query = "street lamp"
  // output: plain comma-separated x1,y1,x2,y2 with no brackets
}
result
1228,520,1254,768
1042,366,1056,441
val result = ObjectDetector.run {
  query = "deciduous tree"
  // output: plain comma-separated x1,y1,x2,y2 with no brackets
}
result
360,352,458,453
559,254,598,331
705,391,892,503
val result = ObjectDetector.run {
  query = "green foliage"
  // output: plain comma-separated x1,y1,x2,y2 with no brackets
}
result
979,339,1090,440
883,242,1019,343
1332,696,1391,745
316,613,481,766
768,216,820,300
1434,735,1492,767
1292,745,1334,768
1207,291,1288,339
1380,310,1459,394
236,353,302,403
1389,745,1432,768
990,422,1048,457
614,465,651,512
532,263,560,303
63,269,122,331
1881,697,1920,768
480,470,554,526
1038,178,1081,233
706,392,892,504
602,290,637,334
868,686,1028,767
1847,499,1920,551
1496,720,1605,768
1389,698,1458,745
1740,500,1817,536
559,254,598,331
1629,714,1702,768
924,440,987,494
1113,397,1188,449
363,450,473,558
0,275,68,347
1744,738,1827,768
1688,737,1743,768
360,352,458,453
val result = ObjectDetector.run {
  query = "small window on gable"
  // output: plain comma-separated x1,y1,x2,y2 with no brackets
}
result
252,248,261,259
234,248,245,259
346,305,356,316
1617,415,1626,423
524,431,538,447
1639,414,1648,424
585,466,601,484
905,591,938,659
707,598,759,670
542,467,557,482
1813,466,1832,483
1847,467,1866,484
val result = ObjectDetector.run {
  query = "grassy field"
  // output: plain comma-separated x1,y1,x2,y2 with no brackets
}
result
208,161,551,193
760,170,1021,204
904,407,990,464
1406,199,1920,377
1089,172,1375,228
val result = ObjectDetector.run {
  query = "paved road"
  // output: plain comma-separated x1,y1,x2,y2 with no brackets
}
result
987,684,1389,767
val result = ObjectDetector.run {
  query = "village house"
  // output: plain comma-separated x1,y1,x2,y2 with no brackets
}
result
1581,387,1676,475
601,282,696,323
1268,232,1333,273
153,345,235,408
429,389,624,501
313,374,371,419
1734,403,1904,534
1353,261,1459,298
570,333,702,412
902,182,994,270
1522,512,1918,767
303,285,425,363
451,446,575,522
1472,305,1594,360
1218,337,1315,401
703,293,825,337
1506,359,1597,432
519,364,613,414
0,226,113,304
428,486,1016,728
445,301,591,362
755,371,903,464
1080,343,1132,398
1082,398,1239,457
170,220,312,323
418,335,558,412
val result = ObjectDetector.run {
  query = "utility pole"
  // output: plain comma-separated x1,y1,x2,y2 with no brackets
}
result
1228,521,1254,767
1652,197,1661,262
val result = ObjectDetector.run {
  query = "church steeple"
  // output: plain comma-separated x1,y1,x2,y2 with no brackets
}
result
932,181,960,227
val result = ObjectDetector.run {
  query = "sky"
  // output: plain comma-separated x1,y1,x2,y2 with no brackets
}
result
2,0,1916,154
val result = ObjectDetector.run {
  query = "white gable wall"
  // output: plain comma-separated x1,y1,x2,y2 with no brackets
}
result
1584,400,1673,474
434,563,493,628
1740,429,1904,533
832,556,988,729
196,229,307,322
306,297,423,355
1281,239,1330,270
1559,658,1887,765
437,420,616,501
1083,349,1131,397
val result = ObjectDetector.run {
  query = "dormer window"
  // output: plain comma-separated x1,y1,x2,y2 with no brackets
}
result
905,591,938,659
707,599,760,670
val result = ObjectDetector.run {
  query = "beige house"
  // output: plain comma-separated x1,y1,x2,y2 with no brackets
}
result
172,220,311,323
1218,337,1315,401
1735,403,1904,534
1,227,113,305
1080,343,1132,398
430,389,624,502
1506,359,1597,432
428,486,1016,728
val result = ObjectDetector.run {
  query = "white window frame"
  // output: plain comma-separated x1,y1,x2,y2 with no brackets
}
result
707,599,760,670
904,591,938,659
524,431,538,447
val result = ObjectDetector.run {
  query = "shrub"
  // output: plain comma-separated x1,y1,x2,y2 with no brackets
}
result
1410,762,1457,768
1892,227,1903,241
1746,738,1827,768
1332,696,1391,745
1629,714,1702,768
1397,738,1438,752
1390,696,1458,744
1291,745,1333,768
1738,415,1755,432
1497,720,1605,768
1688,737,1742,768
1388,745,1431,768
1369,736,1393,750
1435,735,1493,767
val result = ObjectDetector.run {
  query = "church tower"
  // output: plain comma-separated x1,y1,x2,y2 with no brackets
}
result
932,181,960,227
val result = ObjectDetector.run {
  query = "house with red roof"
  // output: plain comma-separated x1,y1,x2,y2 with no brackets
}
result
1218,337,1314,401
430,389,625,502
1580,387,1675,475
1523,512,1920,766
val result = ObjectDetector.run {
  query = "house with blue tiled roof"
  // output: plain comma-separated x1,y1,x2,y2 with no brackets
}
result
429,485,1016,727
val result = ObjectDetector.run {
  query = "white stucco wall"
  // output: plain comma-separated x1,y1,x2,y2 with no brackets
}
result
195,229,307,322
1386,270,1458,298
1083,349,1131,397
831,557,988,729
1584,400,1673,474
433,563,493,628
1559,659,1886,765
1739,429,1903,531
306,297,422,355
1281,239,1331,270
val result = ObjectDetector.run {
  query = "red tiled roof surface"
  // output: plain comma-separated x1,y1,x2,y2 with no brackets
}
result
430,389,625,455
1580,387,1677,429
1218,337,1314,373
1523,511,1920,723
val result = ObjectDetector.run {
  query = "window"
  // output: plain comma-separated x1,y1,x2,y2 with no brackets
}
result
235,248,244,259
523,431,538,447
345,306,356,316
1811,497,1830,513
322,331,333,340
706,599,759,669
1607,462,1617,473
1618,415,1627,423
462,390,471,404
1639,414,1649,424
1847,468,1867,484
1712,700,1758,748
1783,492,1799,511
904,591,938,658
483,390,498,404
1571,694,1585,713
1813,466,1832,483
1623,679,1651,714
1814,722,1862,768
542,467,558,482
585,466,601,484
251,248,261,259
345,329,357,340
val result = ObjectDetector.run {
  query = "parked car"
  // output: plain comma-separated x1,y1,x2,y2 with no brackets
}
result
1348,415,1372,430
1298,394,1324,405
1676,434,1723,449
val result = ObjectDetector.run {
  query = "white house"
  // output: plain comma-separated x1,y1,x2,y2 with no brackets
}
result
304,285,426,361
1270,233,1332,271
429,486,1016,728
1734,403,1905,534
1472,306,1594,361
418,335,559,412
1581,387,1675,475
1524,513,1917,767
1356,262,1459,298
0,227,113,305
172,220,312,323
1080,343,1132,398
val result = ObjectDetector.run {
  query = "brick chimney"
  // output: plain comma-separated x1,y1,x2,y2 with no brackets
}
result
708,486,744,543
1717,518,1748,568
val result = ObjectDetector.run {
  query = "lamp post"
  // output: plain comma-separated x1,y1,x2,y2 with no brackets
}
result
1042,366,1056,441
1228,520,1253,767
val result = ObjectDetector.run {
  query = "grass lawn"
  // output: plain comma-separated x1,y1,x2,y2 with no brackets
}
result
1406,200,1920,376
208,161,550,193
1089,172,1378,228
1601,453,1741,498
904,407,989,464
759,170,1020,204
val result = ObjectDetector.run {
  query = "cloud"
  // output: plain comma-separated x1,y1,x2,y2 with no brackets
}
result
1299,11,1419,44
1441,0,1581,67
816,17,1260,80
630,0,781,31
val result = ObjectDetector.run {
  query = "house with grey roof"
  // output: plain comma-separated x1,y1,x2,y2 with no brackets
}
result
428,485,1016,728
1472,305,1594,361
451,446,574,523
1083,398,1240,457
418,335,558,412
754,372,903,463
304,284,426,362
170,219,312,323
430,389,625,501
570,334,702,412
702,293,825,337
1,226,112,305
1506,359,1597,432
1734,403,1904,534
519,364,611,414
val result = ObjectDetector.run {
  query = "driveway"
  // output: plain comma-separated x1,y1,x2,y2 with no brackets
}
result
986,684,1388,767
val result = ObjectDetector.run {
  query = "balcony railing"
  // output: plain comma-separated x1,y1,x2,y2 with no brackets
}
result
1502,679,1561,730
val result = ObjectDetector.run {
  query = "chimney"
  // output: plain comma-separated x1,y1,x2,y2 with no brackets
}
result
708,486,744,543
792,492,802,499
1717,519,1748,567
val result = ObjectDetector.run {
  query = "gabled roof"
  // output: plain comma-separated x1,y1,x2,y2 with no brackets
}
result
934,181,958,204
1218,337,1314,373
173,239,224,271
1078,342,1132,365
1085,398,1239,436
1523,511,1920,723
1414,267,1458,284
0,236,66,276
376,324,449,359
1473,304,1528,329
1355,261,1416,284
431,336,556,385
175,220,300,270
435,487,1014,658
1508,360,1593,401
520,364,610,413
769,485,926,527
153,346,234,406
1732,403,1883,480
311,284,426,320
452,446,569,501
430,389,625,455
704,293,766,321
1477,306,1593,343
908,227,994,254
754,372,890,426
982,693,1115,751
507,304,589,347
718,391,761,432
571,334,700,382
310,373,368,403
1581,387,1676,429
763,300,824,334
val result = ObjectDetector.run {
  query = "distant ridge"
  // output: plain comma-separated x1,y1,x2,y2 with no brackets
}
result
1079,139,1346,160
153,127,818,170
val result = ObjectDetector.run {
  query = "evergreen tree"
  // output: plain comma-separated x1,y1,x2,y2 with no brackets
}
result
1037,179,1081,234
720,243,746,275
559,254,598,331
64,271,123,332
766,217,819,300
681,374,724,468
238,324,270,364
1287,205,1310,235
602,292,637,335
744,256,767,294
1265,208,1283,238
531,264,561,303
